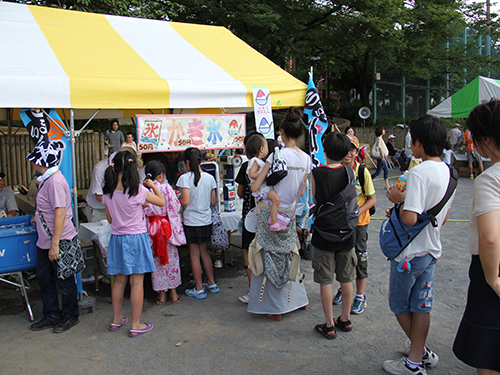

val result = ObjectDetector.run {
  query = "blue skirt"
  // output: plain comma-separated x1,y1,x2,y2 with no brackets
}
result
107,232,155,275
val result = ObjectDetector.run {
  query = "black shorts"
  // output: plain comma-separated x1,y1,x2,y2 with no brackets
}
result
184,224,212,245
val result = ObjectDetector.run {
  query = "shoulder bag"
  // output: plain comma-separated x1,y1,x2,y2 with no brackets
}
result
39,212,86,280
379,165,458,260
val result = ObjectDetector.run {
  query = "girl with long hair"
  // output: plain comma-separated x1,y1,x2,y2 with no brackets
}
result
102,150,165,338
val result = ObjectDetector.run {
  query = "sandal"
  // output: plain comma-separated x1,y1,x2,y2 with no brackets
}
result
129,322,154,338
109,316,128,332
315,323,337,340
156,291,167,305
202,283,220,294
170,292,180,304
334,315,353,332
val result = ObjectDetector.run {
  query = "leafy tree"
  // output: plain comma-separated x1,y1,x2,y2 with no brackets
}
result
11,0,182,19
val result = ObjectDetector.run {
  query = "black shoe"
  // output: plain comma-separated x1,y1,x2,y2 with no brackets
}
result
31,317,59,331
53,316,79,333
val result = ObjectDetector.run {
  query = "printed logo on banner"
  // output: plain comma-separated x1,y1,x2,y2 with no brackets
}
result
140,118,162,151
252,87,274,139
19,108,73,207
303,74,328,168
136,114,245,152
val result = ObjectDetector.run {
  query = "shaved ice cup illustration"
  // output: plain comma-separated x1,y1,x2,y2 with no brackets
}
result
255,89,269,106
258,117,273,134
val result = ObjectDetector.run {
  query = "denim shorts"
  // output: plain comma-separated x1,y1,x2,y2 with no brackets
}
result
389,254,437,315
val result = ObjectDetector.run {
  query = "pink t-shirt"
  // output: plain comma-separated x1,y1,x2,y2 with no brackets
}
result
35,171,78,249
102,184,148,235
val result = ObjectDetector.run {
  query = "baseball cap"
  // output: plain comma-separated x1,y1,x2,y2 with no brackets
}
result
0,172,5,179
348,135,360,149
388,134,396,140
455,123,461,127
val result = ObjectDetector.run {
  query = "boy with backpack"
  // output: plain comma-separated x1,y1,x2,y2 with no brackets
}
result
383,115,455,375
312,132,359,339
333,135,376,315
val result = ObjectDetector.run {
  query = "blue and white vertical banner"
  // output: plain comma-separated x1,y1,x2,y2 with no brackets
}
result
303,73,328,168
20,109,73,202
252,87,275,139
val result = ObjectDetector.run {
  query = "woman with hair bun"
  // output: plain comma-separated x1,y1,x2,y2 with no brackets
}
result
248,107,310,321
453,100,500,374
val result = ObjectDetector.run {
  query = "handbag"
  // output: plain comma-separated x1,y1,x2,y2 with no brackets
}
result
209,205,229,249
371,142,381,159
39,212,85,280
379,165,458,260
266,147,288,186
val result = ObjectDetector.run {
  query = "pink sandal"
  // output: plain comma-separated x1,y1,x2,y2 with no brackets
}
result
109,316,128,332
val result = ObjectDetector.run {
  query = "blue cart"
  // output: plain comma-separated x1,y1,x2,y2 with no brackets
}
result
0,215,38,321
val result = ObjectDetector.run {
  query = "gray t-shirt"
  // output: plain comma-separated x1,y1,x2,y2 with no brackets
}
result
0,187,18,216
104,130,125,153
177,171,216,226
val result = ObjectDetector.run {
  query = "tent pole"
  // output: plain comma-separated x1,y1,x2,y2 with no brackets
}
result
69,109,79,229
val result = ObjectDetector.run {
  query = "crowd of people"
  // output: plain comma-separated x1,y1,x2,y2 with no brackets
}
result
5,104,497,374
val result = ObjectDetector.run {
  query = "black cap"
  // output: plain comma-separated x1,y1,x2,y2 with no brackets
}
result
0,172,5,179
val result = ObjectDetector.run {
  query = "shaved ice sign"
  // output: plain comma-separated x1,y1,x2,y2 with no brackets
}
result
252,87,274,139
136,114,245,153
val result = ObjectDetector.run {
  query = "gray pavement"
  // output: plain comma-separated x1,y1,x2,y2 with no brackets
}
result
0,168,476,375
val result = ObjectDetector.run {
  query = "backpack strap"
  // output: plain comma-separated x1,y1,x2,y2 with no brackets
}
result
426,165,458,226
358,163,366,195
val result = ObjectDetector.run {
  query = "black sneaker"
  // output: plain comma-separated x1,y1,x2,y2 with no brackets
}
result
31,317,59,331
53,316,79,333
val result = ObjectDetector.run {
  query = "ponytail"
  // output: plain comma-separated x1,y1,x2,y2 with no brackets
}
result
103,164,118,198
184,147,202,186
144,160,165,182
103,150,139,198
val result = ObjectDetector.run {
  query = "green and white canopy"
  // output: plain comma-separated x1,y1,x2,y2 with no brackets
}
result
428,76,500,118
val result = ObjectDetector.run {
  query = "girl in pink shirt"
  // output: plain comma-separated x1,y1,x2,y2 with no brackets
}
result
102,150,165,338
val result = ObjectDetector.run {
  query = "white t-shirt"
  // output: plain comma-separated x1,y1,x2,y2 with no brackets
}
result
449,128,462,146
177,171,217,226
266,148,310,209
86,158,110,210
247,157,270,198
398,160,455,261
441,149,453,165
468,162,500,255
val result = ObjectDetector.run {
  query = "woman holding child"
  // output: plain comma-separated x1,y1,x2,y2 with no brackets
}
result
247,107,310,321
453,100,500,375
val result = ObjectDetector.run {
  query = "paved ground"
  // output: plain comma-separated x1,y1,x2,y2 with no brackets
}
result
0,168,476,375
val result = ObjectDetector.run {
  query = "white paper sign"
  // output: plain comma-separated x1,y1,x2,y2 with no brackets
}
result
252,87,274,139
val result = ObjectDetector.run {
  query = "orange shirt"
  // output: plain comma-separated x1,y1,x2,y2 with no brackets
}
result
464,130,476,151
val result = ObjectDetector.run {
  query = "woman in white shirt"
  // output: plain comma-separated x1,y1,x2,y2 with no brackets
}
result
371,126,390,189
453,100,500,375
248,107,310,321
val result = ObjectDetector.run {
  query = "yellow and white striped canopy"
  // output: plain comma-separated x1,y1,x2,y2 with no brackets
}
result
0,2,306,112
